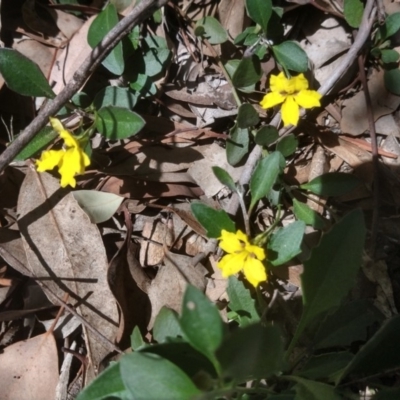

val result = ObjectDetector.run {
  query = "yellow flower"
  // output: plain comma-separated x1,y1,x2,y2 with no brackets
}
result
36,118,90,188
218,229,267,287
260,72,322,127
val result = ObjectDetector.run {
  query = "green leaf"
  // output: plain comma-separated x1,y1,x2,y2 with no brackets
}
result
14,127,57,161
71,92,92,108
226,124,249,166
288,210,366,353
191,202,235,238
93,86,138,109
96,106,145,139
268,221,305,266
272,41,308,73
276,134,298,157
87,3,124,75
216,323,283,382
194,16,228,44
120,352,202,400
314,300,383,349
130,73,157,97
290,376,343,400
130,326,146,350
255,125,279,147
237,103,260,128
212,167,237,192
179,286,224,367
384,68,400,95
293,199,326,230
73,190,124,224
232,56,262,89
344,0,364,28
153,307,183,343
250,151,283,210
380,12,400,40
246,0,273,32
300,172,360,197
381,49,400,64
76,362,128,400
0,49,55,98
227,276,260,327
143,48,171,77
338,315,400,382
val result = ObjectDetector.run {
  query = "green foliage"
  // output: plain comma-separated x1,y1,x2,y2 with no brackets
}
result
276,134,298,157
237,103,260,128
212,167,237,192
226,124,249,165
272,41,308,73
153,307,182,343
194,16,228,44
344,0,364,28
231,56,262,89
93,86,138,110
293,199,326,230
255,125,279,146
384,68,400,95
379,12,400,41
246,0,273,32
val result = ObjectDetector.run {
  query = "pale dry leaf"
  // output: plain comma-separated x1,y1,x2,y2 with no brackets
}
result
48,8,84,39
218,0,246,39
375,114,400,137
0,228,29,277
0,333,59,400
17,169,119,382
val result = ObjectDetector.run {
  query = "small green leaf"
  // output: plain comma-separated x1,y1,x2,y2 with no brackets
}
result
93,86,138,110
344,0,364,28
130,73,157,97
300,172,360,197
272,41,308,73
384,68,400,95
237,103,260,128
380,12,400,40
73,190,124,224
130,326,146,350
293,199,326,230
232,56,262,89
76,362,127,400
268,221,305,266
14,127,57,161
180,286,224,367
227,276,260,327
246,0,273,32
212,167,237,192
153,307,183,343
194,16,228,44
216,323,283,382
71,92,91,108
0,49,55,98
255,125,279,147
191,202,235,238
381,49,400,64
250,151,283,210
143,48,171,77
226,124,249,166
96,106,145,139
276,134,298,157
120,352,202,400
290,376,343,400
87,3,124,75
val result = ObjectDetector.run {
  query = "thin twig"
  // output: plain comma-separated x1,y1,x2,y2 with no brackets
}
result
0,0,169,174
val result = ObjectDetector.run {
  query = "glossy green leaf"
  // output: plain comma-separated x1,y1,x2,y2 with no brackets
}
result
255,125,279,147
73,190,124,224
268,221,305,266
180,286,223,367
384,68,400,95
276,134,298,157
237,103,259,128
212,167,237,192
96,106,145,139
232,56,262,89
216,323,283,382
194,16,228,44
191,202,235,238
120,352,201,400
344,0,363,28
153,307,183,343
87,3,124,75
293,199,326,230
226,124,249,166
272,41,308,73
76,362,127,400
291,376,343,400
246,0,273,32
0,49,55,98
288,210,366,353
380,12,400,40
14,127,57,161
227,276,260,327
130,326,146,350
300,172,360,197
93,86,138,110
250,151,283,210
381,49,400,64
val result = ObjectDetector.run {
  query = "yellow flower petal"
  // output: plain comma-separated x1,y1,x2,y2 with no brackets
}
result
246,244,266,261
49,117,65,134
295,90,322,109
36,150,64,172
292,73,309,92
243,256,267,287
270,72,289,93
260,92,285,109
281,96,300,126
235,230,250,245
219,230,246,254
218,252,247,277
59,148,82,188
